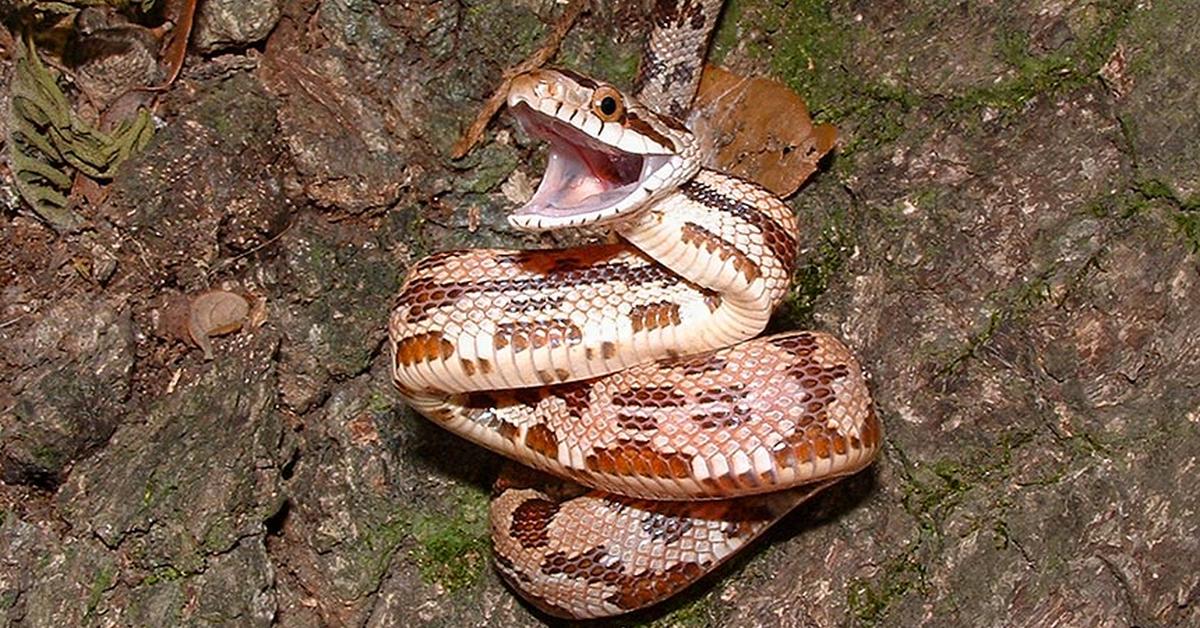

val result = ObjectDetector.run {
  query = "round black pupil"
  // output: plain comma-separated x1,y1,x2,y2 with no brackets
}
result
600,96,617,116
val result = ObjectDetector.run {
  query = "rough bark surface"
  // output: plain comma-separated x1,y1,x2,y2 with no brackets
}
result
1,1,1197,626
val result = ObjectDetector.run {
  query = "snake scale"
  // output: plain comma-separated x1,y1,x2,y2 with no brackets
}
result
389,0,880,618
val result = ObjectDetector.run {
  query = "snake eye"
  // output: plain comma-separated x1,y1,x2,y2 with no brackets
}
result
591,86,625,122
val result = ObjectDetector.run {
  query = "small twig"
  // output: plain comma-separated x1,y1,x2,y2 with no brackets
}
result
450,0,588,159
207,220,295,275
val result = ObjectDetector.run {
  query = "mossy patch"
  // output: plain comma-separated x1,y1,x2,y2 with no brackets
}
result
646,593,717,628
409,486,491,592
949,1,1134,118
775,215,852,330
718,0,919,159
83,566,117,621
846,550,926,627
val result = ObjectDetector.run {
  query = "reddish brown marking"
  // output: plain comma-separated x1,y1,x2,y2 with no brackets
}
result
512,388,544,408
525,423,559,459
601,341,617,359
625,111,676,152
703,290,722,312
699,473,743,495
611,386,688,408
510,498,559,549
616,413,658,431
541,545,622,585
629,301,682,333
547,381,593,418
640,511,693,545
427,407,455,423
690,412,738,430
607,562,707,611
494,319,583,354
663,352,727,375
477,358,492,374
460,359,475,376
861,406,882,450
586,443,693,478
394,331,454,367
813,434,831,459
680,223,761,282
681,177,799,271
494,243,628,274
770,332,817,355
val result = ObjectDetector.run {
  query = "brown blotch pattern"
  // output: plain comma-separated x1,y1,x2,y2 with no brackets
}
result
494,319,583,353
680,223,761,282
541,545,620,585
624,111,676,152
681,177,798,271
611,385,689,408
628,300,682,333
663,352,727,376
525,423,560,459
493,243,627,274
586,443,693,478
605,562,707,611
510,498,560,549
394,331,454,367
537,542,710,612
640,511,694,545
398,256,675,324
769,357,862,470
616,413,659,431
546,380,594,419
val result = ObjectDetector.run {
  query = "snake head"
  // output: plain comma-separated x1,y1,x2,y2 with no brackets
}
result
506,69,699,231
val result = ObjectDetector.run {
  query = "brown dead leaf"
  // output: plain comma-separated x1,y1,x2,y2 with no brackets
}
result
188,290,250,360
691,65,836,198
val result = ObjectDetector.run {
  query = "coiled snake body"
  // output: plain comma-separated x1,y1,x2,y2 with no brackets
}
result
390,0,880,618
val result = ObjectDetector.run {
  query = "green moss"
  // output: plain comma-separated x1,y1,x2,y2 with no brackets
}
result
84,566,116,621
777,216,852,329
933,268,1056,381
453,143,519,195
140,565,185,587
31,443,63,468
949,1,1134,117
409,486,490,592
1084,179,1200,251
846,551,926,626
646,593,717,627
722,0,919,163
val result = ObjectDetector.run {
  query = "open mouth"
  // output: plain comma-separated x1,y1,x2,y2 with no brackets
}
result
509,103,675,227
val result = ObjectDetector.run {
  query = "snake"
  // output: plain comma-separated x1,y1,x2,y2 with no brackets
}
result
388,0,881,618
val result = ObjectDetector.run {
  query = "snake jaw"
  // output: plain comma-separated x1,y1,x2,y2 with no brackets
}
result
506,78,692,232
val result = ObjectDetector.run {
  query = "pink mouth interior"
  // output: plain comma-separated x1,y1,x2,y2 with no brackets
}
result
511,103,653,219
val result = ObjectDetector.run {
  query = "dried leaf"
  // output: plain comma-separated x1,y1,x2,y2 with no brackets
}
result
690,65,836,198
188,290,250,360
